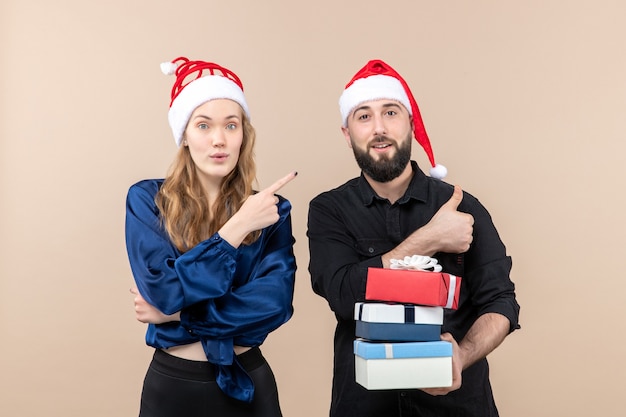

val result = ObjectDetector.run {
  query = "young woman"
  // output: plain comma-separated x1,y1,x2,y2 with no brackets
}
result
125,57,297,417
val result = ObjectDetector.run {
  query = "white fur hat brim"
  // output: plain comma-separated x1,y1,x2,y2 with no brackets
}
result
339,74,412,126
168,75,250,147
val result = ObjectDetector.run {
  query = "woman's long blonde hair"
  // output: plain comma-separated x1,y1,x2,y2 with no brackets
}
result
155,110,259,252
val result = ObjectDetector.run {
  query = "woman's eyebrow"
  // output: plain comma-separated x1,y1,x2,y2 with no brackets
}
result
191,114,241,121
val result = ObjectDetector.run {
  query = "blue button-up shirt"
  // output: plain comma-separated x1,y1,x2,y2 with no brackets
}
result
125,179,296,402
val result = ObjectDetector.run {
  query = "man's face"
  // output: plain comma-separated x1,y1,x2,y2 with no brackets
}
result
342,99,413,183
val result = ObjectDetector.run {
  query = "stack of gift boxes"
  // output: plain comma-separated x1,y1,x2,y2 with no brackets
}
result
353,256,462,390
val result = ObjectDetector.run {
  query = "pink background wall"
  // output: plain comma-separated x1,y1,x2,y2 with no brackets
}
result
1,1,624,415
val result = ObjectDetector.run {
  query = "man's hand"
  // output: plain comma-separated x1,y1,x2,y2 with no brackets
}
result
129,287,180,324
421,314,511,396
421,185,474,254
421,332,463,396
382,185,474,266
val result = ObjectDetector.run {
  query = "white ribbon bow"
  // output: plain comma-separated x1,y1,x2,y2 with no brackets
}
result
389,255,442,272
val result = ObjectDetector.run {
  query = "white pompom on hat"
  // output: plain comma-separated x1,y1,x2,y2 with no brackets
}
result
161,57,250,147
339,59,447,179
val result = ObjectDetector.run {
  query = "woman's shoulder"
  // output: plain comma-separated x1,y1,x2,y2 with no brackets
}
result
128,179,165,195
126,179,165,208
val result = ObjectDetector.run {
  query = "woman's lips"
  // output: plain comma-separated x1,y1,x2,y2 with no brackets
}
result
210,153,229,162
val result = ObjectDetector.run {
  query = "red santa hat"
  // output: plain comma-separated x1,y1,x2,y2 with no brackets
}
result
339,59,447,179
160,57,250,147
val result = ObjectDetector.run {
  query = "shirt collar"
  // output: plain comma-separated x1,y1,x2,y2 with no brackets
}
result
357,161,429,206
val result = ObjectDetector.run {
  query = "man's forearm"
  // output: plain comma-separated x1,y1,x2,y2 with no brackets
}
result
382,229,438,268
458,312,510,370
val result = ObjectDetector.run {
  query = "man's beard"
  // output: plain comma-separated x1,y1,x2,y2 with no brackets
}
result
352,134,412,183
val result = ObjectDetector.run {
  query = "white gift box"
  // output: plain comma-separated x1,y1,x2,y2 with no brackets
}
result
354,339,453,390
355,302,444,325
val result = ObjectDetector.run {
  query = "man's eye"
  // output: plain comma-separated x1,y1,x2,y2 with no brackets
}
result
357,114,370,120
386,110,397,116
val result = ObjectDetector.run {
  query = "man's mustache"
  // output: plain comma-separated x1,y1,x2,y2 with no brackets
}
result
370,135,396,146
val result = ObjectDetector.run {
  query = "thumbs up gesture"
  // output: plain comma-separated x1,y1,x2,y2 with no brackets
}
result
423,185,474,254
382,185,474,267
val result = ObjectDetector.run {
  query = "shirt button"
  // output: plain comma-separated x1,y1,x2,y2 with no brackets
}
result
368,247,374,253
400,392,407,397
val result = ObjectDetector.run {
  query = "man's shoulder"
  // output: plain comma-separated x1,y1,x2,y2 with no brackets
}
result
310,177,361,205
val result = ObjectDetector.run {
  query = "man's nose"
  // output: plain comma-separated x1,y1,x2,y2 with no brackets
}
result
372,114,387,136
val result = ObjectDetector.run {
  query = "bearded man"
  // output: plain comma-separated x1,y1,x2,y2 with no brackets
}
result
307,59,520,417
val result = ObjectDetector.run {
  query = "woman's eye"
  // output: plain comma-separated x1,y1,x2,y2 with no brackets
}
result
198,123,209,130
226,123,237,130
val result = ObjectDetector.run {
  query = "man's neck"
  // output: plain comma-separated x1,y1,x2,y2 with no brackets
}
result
364,163,413,204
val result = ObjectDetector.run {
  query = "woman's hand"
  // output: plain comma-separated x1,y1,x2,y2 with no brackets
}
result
219,171,297,247
129,287,180,324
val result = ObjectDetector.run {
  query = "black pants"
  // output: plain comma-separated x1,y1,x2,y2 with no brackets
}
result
139,347,283,417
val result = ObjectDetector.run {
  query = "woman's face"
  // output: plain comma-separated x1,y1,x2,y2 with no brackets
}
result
183,99,244,188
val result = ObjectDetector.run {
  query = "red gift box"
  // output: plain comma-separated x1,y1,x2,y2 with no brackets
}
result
365,268,461,309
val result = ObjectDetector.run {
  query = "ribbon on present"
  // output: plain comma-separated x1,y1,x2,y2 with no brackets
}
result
445,275,458,309
389,255,442,272
404,305,416,323
384,343,394,359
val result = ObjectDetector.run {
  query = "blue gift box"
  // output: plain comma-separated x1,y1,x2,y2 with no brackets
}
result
356,321,441,342
354,339,452,359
